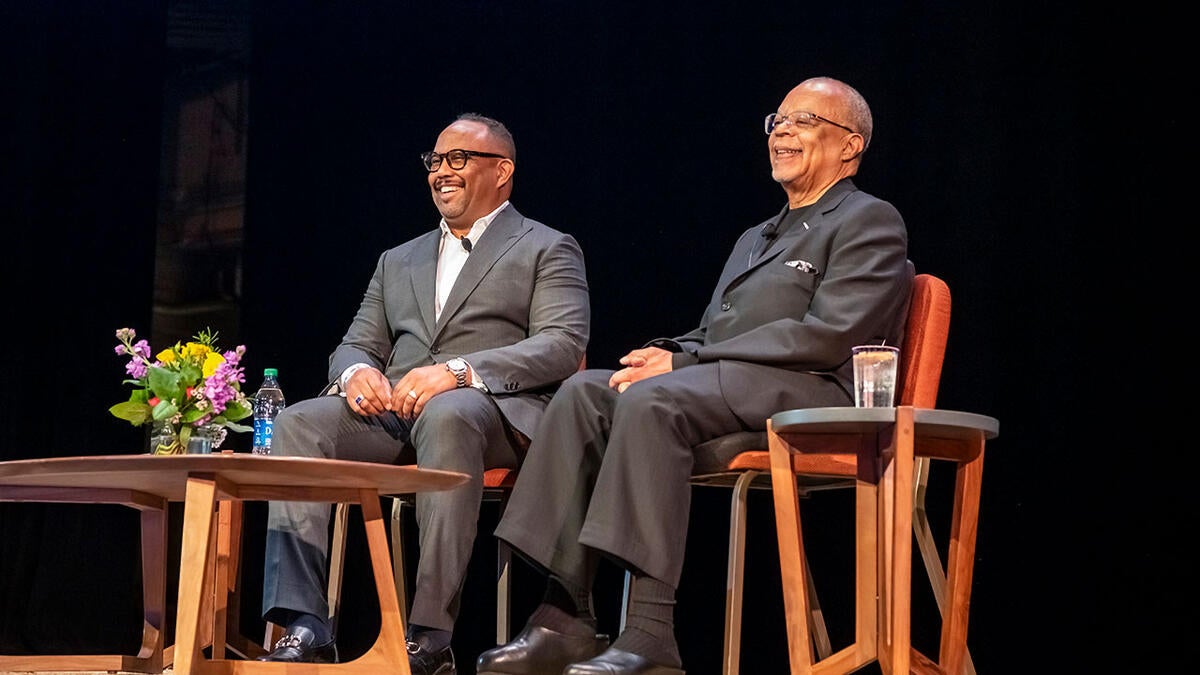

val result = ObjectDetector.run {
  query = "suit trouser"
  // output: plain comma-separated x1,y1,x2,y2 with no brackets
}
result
262,388,521,632
495,365,849,589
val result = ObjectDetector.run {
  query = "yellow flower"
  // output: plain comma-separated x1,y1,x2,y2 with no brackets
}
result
202,350,226,378
183,341,212,363
157,348,177,364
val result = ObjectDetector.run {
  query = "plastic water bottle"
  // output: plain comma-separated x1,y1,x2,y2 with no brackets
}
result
252,368,285,455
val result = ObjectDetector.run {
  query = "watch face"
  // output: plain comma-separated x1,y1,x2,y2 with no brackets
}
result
447,358,468,387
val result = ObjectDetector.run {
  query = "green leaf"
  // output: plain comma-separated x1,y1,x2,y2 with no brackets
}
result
222,399,253,422
151,399,179,421
109,401,151,426
180,408,207,424
224,421,252,434
147,366,184,402
177,360,203,386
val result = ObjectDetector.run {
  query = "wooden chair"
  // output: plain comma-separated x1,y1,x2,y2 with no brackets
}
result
685,270,975,674
326,467,521,645
323,357,585,648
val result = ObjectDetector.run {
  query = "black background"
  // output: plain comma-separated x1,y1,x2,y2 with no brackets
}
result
0,1,1180,673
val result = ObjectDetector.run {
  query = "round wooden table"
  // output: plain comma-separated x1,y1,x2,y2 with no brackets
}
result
0,453,469,674
767,406,999,675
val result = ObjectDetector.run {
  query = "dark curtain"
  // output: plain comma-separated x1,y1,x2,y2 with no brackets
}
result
0,1,1180,672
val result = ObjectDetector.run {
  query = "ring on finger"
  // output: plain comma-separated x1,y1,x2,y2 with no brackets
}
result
354,394,364,405
408,390,418,399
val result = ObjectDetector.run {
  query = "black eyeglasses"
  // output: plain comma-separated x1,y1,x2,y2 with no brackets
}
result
421,148,508,172
764,111,856,135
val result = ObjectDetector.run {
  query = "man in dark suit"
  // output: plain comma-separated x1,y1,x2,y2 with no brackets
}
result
258,113,590,674
477,77,911,675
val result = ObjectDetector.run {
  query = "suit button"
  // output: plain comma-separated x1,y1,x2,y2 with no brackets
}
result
720,302,731,311
430,346,440,354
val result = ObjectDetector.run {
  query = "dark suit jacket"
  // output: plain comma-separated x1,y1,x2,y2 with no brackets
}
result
653,178,911,427
329,204,590,439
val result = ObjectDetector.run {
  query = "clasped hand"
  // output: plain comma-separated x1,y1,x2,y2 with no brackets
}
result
347,364,457,419
608,346,673,392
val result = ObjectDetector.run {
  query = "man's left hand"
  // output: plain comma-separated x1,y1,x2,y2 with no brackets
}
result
609,346,673,392
390,364,458,418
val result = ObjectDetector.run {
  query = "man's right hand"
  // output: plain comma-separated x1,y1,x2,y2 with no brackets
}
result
346,367,392,415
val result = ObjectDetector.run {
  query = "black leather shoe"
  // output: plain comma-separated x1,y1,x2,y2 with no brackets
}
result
476,624,609,675
563,647,685,675
256,625,338,663
408,637,456,675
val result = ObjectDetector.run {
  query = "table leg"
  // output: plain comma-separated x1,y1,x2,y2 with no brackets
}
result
878,406,914,674
940,445,985,675
173,474,218,675
358,488,412,674
767,421,815,672
135,502,167,670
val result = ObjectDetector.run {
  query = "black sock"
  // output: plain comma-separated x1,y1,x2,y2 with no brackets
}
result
612,574,680,667
407,624,452,652
528,575,596,637
288,611,333,645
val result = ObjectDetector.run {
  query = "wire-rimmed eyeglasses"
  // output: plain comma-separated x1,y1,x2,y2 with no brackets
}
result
421,148,508,172
764,111,856,135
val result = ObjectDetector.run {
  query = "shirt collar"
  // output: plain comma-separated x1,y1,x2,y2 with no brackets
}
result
438,200,510,245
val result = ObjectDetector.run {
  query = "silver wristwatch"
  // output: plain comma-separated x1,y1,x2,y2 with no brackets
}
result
445,358,469,388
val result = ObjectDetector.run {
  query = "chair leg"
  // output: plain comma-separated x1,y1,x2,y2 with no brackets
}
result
723,470,754,675
327,501,351,634
392,497,410,628
496,540,513,644
725,471,831,673
620,571,631,634
489,490,513,644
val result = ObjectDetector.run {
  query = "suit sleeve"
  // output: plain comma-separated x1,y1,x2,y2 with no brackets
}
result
328,251,395,379
665,199,910,373
466,233,590,392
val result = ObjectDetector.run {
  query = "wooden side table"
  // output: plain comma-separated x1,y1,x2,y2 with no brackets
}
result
767,406,999,675
0,454,468,675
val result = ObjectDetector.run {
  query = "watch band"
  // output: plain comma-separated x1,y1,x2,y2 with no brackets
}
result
447,360,468,388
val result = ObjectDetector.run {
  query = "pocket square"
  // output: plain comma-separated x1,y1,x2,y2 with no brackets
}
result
784,259,819,274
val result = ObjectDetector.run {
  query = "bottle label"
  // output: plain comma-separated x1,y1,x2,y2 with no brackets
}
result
253,418,274,450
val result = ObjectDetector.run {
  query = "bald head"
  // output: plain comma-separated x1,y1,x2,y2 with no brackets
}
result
793,77,873,150
768,76,874,207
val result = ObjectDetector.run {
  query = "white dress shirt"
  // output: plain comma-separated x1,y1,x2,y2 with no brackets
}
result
339,201,510,392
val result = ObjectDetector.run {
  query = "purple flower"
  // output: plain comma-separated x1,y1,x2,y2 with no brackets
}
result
125,359,148,379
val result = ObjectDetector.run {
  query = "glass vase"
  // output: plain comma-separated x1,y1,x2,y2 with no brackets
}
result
149,421,226,455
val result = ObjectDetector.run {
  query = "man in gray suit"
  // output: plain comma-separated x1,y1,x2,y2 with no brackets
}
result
258,113,590,675
478,77,911,675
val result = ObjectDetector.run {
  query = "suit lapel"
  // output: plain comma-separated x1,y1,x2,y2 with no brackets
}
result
723,180,857,291
432,206,530,339
412,233,440,337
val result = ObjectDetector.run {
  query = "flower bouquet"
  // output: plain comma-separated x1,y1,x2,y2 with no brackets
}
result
110,327,253,454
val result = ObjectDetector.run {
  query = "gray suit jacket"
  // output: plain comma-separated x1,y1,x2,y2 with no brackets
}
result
329,204,590,438
653,178,911,427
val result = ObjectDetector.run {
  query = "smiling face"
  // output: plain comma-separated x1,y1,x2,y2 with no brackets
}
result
427,120,514,231
768,79,865,207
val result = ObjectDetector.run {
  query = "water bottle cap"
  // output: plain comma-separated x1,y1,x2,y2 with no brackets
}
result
264,368,278,377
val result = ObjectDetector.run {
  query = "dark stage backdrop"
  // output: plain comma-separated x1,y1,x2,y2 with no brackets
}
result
0,1,1178,673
